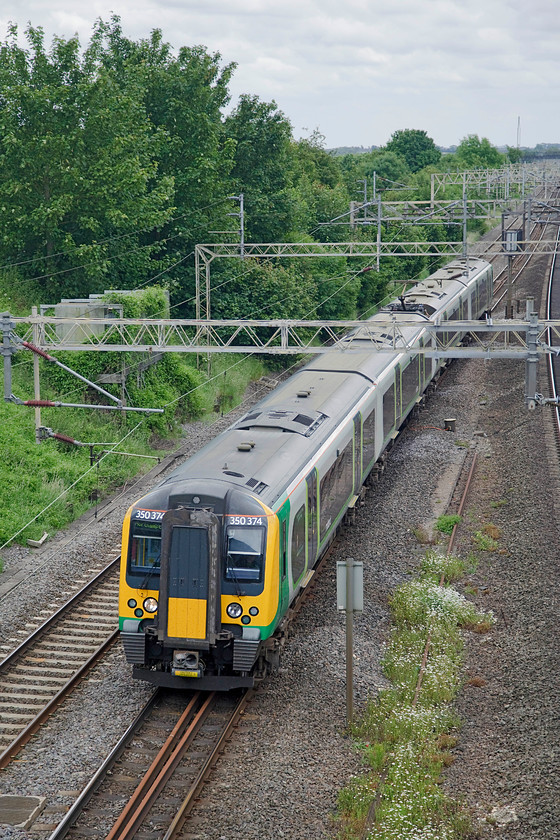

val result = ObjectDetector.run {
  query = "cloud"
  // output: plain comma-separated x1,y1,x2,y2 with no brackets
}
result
0,0,558,147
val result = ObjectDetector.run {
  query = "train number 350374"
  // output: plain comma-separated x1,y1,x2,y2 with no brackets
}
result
228,515,263,526
134,509,165,521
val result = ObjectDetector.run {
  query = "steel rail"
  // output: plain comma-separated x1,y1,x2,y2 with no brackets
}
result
105,692,212,840
546,225,560,434
0,630,119,769
162,689,253,840
492,197,556,310
0,555,118,666
0,556,120,769
47,690,164,840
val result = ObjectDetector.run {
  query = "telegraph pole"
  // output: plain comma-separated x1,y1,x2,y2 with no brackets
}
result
32,306,42,443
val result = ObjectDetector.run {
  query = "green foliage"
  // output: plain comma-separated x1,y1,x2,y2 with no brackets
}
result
343,149,412,195
0,349,266,549
420,551,468,583
336,548,494,839
0,396,153,545
385,128,441,173
453,135,504,169
435,514,461,535
0,22,174,301
225,94,296,242
90,17,236,306
211,258,316,320
289,135,351,240
506,145,523,164
471,529,498,551
102,286,169,318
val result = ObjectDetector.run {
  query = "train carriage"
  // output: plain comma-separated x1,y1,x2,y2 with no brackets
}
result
119,257,493,689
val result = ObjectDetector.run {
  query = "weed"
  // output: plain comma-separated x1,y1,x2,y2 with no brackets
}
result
420,550,467,583
490,499,508,509
454,439,470,448
471,530,498,551
412,525,434,545
482,523,501,540
435,514,462,535
466,552,479,572
336,547,494,840
437,734,458,750
465,619,494,634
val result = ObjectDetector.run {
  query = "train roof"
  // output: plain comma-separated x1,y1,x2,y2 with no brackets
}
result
159,364,376,507
400,258,490,314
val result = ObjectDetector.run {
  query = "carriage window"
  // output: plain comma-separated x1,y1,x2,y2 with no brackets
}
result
129,521,161,575
401,355,419,411
383,381,395,439
363,409,376,472
225,526,265,583
319,441,353,542
291,505,306,583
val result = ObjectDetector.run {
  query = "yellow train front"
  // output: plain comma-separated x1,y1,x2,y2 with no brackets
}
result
119,480,282,690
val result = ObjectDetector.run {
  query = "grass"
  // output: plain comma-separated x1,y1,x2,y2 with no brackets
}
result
490,499,508,509
0,351,268,550
335,550,494,840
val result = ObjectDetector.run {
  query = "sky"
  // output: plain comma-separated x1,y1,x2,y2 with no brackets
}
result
0,0,557,150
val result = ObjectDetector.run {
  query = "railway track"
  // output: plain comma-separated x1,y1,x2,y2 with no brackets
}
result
489,187,560,311
43,688,250,840
0,555,120,769
546,225,560,440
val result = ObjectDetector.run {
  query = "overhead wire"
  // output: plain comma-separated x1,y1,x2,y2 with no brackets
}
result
0,197,230,275
0,349,273,551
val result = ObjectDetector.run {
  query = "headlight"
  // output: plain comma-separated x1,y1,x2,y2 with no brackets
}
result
226,602,243,619
127,599,137,608
143,597,158,613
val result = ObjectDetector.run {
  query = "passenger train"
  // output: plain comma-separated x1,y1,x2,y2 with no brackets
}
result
119,257,493,689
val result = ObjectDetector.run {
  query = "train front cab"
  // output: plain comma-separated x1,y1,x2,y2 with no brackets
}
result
119,489,282,690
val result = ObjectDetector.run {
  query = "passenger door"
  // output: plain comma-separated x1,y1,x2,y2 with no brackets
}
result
157,508,221,645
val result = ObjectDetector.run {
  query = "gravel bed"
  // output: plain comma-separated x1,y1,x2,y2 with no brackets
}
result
1,250,559,839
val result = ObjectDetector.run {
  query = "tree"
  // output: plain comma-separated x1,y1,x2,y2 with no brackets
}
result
289,135,351,240
0,24,174,301
506,145,523,164
211,258,316,321
87,17,237,312
224,95,297,242
385,129,441,173
454,135,504,169
363,151,411,194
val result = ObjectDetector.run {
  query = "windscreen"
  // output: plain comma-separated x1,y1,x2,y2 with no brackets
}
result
225,526,265,583
128,520,161,582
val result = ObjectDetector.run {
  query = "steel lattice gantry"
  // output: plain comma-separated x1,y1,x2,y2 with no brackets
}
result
3,311,560,358
430,162,560,201
194,238,560,320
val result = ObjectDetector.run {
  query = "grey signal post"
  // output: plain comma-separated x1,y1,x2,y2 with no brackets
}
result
337,558,363,726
